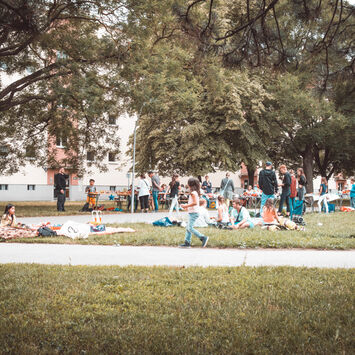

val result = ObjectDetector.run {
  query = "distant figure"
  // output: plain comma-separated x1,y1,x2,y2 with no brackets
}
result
289,170,297,210
165,173,181,219
318,177,329,213
297,168,307,201
137,174,150,213
85,179,96,194
85,179,97,209
54,168,69,212
202,175,212,193
127,184,138,212
220,172,235,207
148,171,162,212
258,162,278,214
278,165,291,216
350,178,355,209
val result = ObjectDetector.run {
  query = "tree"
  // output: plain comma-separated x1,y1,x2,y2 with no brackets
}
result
0,0,128,175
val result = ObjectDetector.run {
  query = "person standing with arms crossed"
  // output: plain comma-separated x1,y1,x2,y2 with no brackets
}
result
54,168,69,212
148,171,162,212
258,162,278,214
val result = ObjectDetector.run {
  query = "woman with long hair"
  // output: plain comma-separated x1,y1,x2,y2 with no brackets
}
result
1,204,18,227
180,178,209,247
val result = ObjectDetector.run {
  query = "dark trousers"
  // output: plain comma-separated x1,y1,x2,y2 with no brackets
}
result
278,192,291,214
139,195,149,210
57,191,66,211
127,195,138,211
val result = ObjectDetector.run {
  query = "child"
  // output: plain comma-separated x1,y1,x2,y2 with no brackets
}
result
180,178,209,247
194,199,213,228
85,179,97,208
216,195,230,225
230,198,254,229
262,198,279,225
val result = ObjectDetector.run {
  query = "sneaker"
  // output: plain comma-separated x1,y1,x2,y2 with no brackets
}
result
179,241,191,248
201,236,209,248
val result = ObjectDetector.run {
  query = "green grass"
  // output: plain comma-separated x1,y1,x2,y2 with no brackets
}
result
6,212,355,250
0,264,354,354
0,200,170,217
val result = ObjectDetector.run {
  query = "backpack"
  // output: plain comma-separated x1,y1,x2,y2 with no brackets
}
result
38,226,57,237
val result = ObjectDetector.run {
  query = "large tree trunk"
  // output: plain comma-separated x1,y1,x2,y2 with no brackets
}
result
247,166,256,187
303,146,314,193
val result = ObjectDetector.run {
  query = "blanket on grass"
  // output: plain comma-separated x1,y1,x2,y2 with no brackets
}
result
0,226,38,240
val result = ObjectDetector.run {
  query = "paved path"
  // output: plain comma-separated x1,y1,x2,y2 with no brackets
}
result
20,211,204,225
1,243,354,268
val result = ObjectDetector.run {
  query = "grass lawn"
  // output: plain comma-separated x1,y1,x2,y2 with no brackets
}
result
0,264,354,354
6,212,355,250
0,200,170,217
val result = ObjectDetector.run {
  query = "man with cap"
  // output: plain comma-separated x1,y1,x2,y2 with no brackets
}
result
258,162,278,214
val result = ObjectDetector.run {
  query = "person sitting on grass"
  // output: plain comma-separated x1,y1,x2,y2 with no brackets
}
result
194,199,213,228
261,198,280,225
230,198,254,229
1,204,19,227
216,195,230,225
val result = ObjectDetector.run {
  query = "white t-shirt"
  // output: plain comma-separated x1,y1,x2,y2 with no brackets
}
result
138,178,150,197
187,191,199,213
194,207,211,227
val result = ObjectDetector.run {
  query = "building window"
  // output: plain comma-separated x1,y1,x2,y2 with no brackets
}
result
25,145,36,158
56,51,68,60
87,151,94,161
108,152,117,162
56,132,67,148
0,184,8,190
109,115,117,125
27,185,36,191
109,186,116,191
0,145,9,156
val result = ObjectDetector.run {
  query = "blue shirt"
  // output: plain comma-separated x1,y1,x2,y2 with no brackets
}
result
350,184,355,198
231,207,250,223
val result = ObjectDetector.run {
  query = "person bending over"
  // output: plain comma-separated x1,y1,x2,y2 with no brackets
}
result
231,198,254,229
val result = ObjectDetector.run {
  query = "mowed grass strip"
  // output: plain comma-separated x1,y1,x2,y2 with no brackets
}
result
0,265,354,354
6,212,355,249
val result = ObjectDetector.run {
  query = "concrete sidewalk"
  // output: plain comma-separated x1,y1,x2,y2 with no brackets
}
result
1,243,354,268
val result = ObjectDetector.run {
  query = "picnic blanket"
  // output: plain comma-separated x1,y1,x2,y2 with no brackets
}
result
0,226,38,240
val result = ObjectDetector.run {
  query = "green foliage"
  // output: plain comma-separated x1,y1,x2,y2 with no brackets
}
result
0,264,354,353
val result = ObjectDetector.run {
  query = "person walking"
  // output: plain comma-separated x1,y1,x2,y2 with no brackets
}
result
148,171,162,212
137,174,150,213
180,177,209,248
220,172,234,208
318,177,329,213
278,165,291,216
258,162,278,214
165,173,181,219
54,168,69,212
